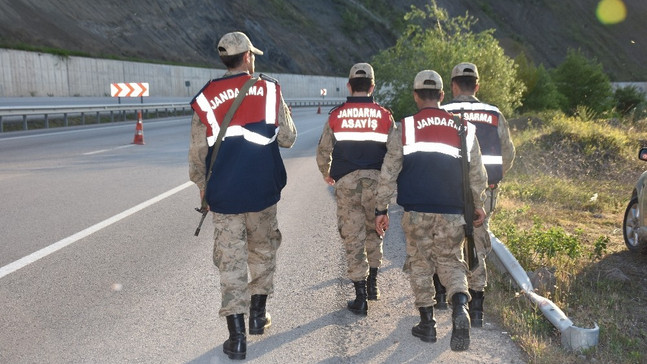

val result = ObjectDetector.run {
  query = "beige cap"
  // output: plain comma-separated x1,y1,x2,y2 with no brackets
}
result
451,62,479,79
413,70,443,90
349,63,374,80
217,31,264,56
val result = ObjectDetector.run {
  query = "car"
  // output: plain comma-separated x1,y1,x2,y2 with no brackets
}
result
622,147,647,253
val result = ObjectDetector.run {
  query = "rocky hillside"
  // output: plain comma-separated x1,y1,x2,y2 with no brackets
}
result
0,0,644,81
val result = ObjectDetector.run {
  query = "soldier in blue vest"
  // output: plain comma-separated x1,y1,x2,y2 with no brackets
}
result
375,70,487,351
188,31,297,360
434,62,516,328
317,63,395,315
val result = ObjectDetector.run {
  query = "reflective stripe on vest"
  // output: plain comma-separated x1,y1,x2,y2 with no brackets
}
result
191,75,279,147
442,101,501,167
401,114,476,161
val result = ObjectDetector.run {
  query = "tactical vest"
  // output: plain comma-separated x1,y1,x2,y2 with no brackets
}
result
442,101,503,185
190,73,286,214
328,97,392,181
397,107,476,214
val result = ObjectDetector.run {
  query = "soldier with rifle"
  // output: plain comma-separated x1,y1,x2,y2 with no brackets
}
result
374,70,487,351
188,31,296,360
435,62,516,328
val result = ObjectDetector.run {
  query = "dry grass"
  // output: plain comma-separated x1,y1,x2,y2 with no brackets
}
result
486,112,647,363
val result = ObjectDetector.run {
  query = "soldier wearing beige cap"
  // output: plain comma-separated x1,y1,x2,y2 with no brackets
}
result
188,31,296,360
374,70,487,351
316,62,395,316
435,62,515,329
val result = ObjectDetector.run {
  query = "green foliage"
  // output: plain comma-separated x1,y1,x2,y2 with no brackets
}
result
590,235,608,260
370,1,525,120
517,56,566,112
551,49,614,115
494,218,582,269
613,85,646,116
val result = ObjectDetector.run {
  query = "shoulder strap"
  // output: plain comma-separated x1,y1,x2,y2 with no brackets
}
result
201,76,259,210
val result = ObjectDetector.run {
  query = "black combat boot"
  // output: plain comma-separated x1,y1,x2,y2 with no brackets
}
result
450,292,471,351
347,280,368,315
249,294,271,335
433,274,448,310
223,314,246,360
367,267,380,300
411,306,437,342
468,288,484,328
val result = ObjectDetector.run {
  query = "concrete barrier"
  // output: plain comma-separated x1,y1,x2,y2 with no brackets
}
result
0,49,348,100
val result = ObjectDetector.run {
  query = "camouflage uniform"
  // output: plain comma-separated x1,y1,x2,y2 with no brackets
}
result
189,70,297,316
316,106,395,282
375,124,487,307
446,94,515,291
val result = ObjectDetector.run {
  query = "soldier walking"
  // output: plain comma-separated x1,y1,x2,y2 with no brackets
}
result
316,63,395,315
375,70,487,351
435,62,516,328
188,31,297,360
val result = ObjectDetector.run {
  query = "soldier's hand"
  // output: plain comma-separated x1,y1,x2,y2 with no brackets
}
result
199,190,209,212
473,207,486,227
375,215,389,238
324,176,335,186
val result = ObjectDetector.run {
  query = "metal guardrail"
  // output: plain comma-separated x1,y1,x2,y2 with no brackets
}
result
0,98,344,132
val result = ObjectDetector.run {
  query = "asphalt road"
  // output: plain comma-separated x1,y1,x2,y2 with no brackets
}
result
0,106,526,363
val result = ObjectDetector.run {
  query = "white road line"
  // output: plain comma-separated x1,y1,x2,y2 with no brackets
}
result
83,144,134,155
0,181,194,280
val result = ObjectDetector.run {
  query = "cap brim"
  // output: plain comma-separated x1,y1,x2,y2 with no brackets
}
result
250,46,263,55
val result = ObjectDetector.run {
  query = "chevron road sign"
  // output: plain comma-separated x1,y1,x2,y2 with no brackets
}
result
110,82,150,97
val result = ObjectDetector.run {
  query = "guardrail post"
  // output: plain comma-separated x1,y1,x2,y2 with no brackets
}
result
44,114,49,129
22,115,27,130
0,116,4,132
81,112,86,125
96,111,100,124
64,113,68,127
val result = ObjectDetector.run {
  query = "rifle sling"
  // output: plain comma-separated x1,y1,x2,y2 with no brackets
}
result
201,76,258,210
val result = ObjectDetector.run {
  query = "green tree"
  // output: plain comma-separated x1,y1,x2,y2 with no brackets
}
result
370,1,525,120
551,49,613,115
521,64,566,112
614,85,646,116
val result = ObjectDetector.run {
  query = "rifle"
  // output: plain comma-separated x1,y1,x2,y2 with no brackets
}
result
456,110,479,271
194,207,208,236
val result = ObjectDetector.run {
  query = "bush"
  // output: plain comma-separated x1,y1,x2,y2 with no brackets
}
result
520,64,567,112
614,85,646,116
551,49,614,115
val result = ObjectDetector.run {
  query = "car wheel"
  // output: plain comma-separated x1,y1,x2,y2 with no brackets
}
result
623,196,647,253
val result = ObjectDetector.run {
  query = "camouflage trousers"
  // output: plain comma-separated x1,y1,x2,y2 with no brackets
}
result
468,187,498,291
335,177,383,282
402,211,470,308
211,204,282,317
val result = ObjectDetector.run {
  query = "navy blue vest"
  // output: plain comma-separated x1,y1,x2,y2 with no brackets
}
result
328,97,392,181
191,73,286,214
397,107,475,214
443,101,503,185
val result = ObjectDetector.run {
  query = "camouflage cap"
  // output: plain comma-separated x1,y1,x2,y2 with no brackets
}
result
451,62,479,79
217,31,263,56
413,70,443,90
349,63,374,80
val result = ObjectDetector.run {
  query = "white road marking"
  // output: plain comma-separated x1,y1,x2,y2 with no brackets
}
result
0,181,194,279
83,144,134,155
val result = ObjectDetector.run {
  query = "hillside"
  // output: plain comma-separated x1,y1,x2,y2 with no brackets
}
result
0,0,645,81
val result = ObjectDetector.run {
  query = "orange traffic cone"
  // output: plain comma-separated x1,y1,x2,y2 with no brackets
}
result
317,104,321,114
132,111,145,145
